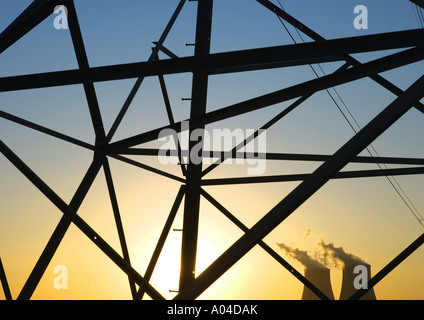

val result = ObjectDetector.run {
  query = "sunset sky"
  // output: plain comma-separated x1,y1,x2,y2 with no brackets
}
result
1,0,424,300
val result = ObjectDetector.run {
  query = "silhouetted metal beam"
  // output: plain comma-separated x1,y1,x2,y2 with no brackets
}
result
349,232,424,300
1,0,423,302
0,258,12,300
201,166,424,186
200,189,331,300
0,109,94,151
0,140,165,300
107,154,185,183
153,42,179,60
67,1,106,144
257,0,424,115
0,0,68,54
15,5,109,298
179,0,213,291
17,156,104,300
1,29,424,92
262,154,424,166
174,74,424,300
110,45,424,149
207,28,424,75
410,0,424,9
137,186,186,299
113,148,424,166
103,158,137,299
157,72,187,176
106,0,186,141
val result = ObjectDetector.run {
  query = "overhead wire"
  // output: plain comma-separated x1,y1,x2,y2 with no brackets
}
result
419,5,424,28
274,0,424,228
418,4,424,28
412,3,421,27
411,2,424,28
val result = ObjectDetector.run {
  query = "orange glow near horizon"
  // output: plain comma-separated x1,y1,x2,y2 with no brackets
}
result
1,137,424,300
1,0,424,301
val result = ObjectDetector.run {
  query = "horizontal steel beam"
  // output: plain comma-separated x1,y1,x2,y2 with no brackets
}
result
114,148,424,166
252,154,424,166
1,29,424,92
201,166,424,186
110,45,424,149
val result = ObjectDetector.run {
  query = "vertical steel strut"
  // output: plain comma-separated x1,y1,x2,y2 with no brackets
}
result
179,0,213,291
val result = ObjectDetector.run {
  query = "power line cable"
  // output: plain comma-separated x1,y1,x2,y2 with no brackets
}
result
411,3,424,28
274,0,424,228
417,5,424,27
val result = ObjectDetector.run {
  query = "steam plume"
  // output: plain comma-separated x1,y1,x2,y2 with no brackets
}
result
304,228,312,240
315,236,367,269
277,242,327,269
277,229,368,270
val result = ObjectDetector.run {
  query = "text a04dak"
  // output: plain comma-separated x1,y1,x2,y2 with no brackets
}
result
167,304,258,317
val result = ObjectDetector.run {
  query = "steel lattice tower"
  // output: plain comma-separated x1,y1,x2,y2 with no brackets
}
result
1,0,424,300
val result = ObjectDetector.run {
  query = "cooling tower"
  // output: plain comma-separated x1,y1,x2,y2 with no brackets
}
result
302,267,335,300
339,264,377,300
